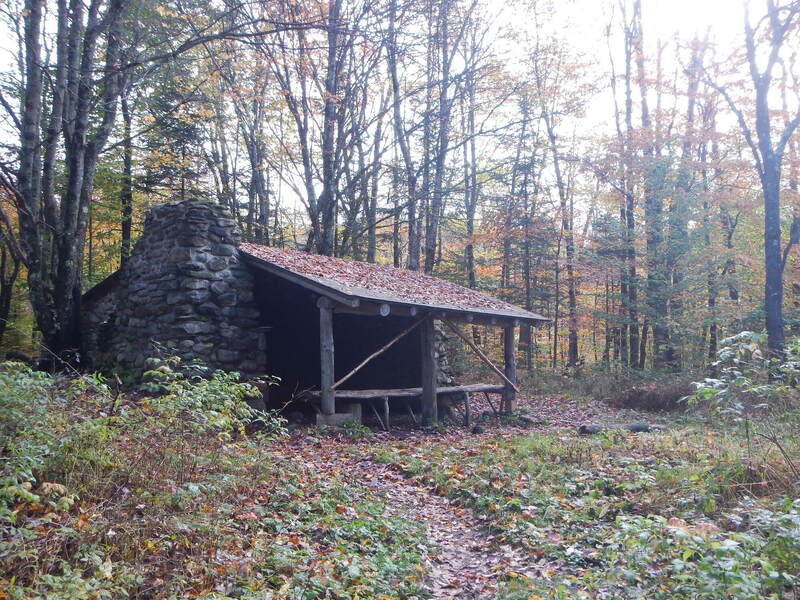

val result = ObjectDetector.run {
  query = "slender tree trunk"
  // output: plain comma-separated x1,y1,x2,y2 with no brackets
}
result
120,95,134,266
633,0,668,369
317,0,342,256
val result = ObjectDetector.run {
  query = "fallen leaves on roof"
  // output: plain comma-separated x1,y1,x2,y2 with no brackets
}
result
240,243,547,321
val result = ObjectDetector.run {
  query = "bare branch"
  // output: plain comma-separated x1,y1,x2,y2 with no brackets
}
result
703,72,764,176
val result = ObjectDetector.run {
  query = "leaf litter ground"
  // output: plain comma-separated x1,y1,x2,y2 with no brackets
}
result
276,395,626,598
275,436,532,599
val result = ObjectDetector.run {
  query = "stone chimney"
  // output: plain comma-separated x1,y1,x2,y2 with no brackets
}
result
87,199,265,378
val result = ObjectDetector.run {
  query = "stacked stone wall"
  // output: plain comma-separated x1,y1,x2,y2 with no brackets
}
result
83,199,265,378
434,321,456,386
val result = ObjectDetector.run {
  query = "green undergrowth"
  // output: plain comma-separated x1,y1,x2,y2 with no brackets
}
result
1,361,425,599
375,423,800,599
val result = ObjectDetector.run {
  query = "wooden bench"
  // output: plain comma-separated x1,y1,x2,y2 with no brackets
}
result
304,383,504,430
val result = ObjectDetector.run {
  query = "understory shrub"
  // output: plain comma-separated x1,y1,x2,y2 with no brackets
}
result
523,363,697,411
0,361,289,597
2,360,426,599
686,331,800,493
608,498,800,599
606,377,696,411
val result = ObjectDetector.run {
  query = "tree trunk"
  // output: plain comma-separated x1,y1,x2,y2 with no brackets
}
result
120,95,134,266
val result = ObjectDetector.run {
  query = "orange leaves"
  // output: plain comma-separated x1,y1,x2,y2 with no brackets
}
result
667,517,721,539
75,512,90,530
235,510,259,521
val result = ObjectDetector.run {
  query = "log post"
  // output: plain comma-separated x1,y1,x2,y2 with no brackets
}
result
318,296,335,415
502,324,517,413
420,315,438,425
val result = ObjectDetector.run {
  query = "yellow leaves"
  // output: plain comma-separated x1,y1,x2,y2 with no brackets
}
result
39,481,66,496
667,516,688,529
154,5,178,18
194,108,216,119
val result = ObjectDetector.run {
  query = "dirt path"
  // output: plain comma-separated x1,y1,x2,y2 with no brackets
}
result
277,435,534,599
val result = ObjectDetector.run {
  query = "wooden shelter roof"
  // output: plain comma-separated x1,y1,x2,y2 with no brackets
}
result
240,243,548,324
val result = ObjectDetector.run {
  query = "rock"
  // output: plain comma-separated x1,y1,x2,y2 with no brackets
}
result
166,293,184,305
471,425,484,434
211,244,236,257
196,302,221,317
177,261,205,273
210,281,229,295
578,424,603,435
167,247,193,263
209,225,232,239
216,292,237,306
183,279,210,290
206,257,229,271
185,289,210,303
179,321,212,335
178,235,210,247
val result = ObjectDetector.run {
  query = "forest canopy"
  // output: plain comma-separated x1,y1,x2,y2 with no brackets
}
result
0,0,798,372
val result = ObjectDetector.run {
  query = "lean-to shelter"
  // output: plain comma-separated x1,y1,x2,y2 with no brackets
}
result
82,199,548,426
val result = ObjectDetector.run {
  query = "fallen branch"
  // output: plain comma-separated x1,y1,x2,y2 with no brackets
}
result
578,423,665,435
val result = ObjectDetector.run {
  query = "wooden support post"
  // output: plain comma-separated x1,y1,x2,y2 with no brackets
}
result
463,391,471,427
382,396,390,431
318,296,335,415
420,315,438,425
502,324,518,413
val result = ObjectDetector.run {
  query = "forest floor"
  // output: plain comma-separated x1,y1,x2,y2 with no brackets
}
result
3,365,799,599
277,395,644,598
284,393,800,599
274,432,534,599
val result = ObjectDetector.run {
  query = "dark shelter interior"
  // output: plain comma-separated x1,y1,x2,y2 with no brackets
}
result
253,270,422,408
